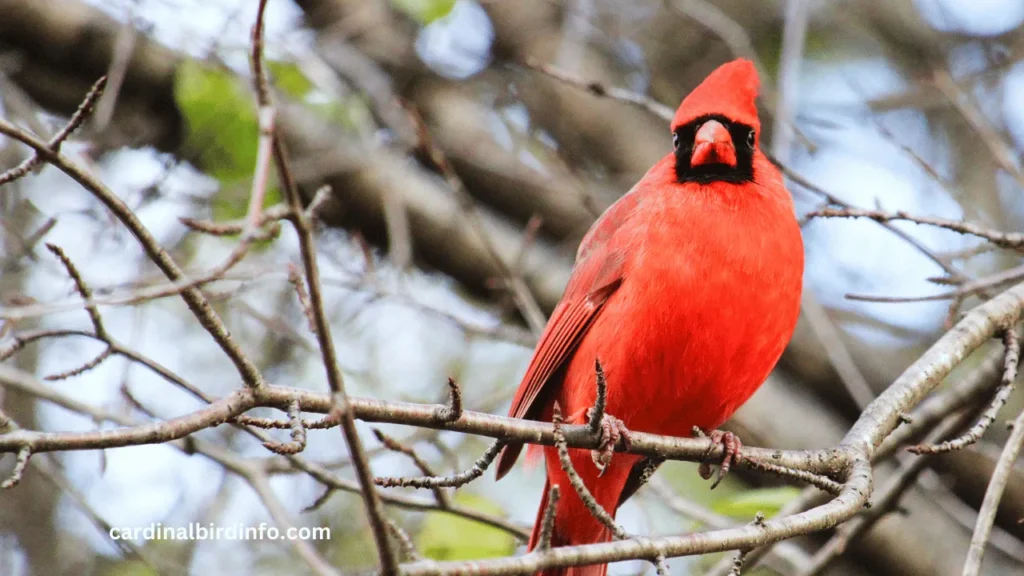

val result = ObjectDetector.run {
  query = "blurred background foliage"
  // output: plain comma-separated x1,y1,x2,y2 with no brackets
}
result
1,0,1024,574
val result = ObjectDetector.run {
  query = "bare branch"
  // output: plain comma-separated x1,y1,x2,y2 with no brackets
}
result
0,366,835,471
0,364,528,542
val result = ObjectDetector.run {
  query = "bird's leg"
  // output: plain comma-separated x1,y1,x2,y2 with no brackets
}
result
585,407,633,476
695,428,743,489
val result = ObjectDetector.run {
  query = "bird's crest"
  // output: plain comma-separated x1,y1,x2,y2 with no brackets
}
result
671,59,761,138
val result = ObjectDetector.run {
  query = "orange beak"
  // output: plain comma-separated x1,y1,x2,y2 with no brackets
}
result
691,119,737,168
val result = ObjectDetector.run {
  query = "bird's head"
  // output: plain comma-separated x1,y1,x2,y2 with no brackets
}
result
670,59,761,185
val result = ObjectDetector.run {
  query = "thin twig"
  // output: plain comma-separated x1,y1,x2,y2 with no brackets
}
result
304,185,332,222
246,0,275,229
0,76,107,187
587,358,607,436
261,399,307,455
523,60,673,122
387,517,423,561
374,439,505,489
727,513,767,576
45,347,112,381
537,484,561,551
807,208,1024,251
34,453,160,568
932,68,1024,190
252,0,398,568
909,329,1020,454
433,377,463,423
91,21,135,131
800,292,874,410
45,243,107,338
879,348,1004,459
742,457,843,495
653,553,668,575
246,468,341,576
847,263,1024,304
372,428,451,507
405,105,547,335
0,445,32,489
962,407,1024,575
235,412,338,430
2,242,274,324
728,549,749,575
38,243,116,380
781,162,977,285
179,203,291,237
552,403,629,540
287,263,317,335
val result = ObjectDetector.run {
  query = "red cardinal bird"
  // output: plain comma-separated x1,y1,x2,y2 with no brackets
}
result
494,59,804,575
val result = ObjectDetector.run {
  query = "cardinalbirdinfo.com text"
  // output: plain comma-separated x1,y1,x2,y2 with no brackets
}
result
109,523,330,541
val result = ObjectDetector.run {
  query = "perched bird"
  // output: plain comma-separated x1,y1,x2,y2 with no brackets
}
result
494,59,804,575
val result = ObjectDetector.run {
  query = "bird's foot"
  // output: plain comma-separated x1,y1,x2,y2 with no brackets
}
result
587,408,633,476
696,428,743,490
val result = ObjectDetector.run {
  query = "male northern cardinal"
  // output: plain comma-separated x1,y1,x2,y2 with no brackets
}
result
494,59,804,575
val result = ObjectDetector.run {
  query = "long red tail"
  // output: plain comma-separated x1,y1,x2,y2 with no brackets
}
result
529,447,639,576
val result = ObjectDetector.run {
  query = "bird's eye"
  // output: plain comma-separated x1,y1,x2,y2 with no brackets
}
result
746,129,756,150
672,133,680,149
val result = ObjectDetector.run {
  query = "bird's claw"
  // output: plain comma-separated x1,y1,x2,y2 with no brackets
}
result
587,408,632,476
697,429,742,490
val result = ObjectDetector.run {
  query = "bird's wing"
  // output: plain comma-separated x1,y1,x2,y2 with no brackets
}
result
494,192,641,479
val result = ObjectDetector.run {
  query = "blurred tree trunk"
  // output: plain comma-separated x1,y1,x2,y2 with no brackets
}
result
0,186,61,576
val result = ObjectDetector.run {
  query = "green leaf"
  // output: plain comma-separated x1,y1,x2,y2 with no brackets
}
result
416,493,516,561
711,487,801,518
391,0,456,24
173,60,280,221
266,61,314,100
